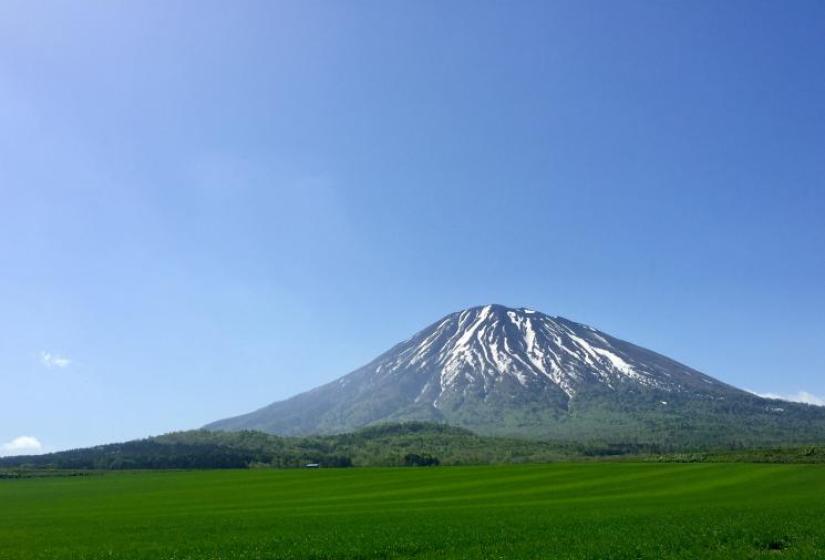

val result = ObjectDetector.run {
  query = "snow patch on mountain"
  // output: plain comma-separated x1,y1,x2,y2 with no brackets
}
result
367,304,694,407
753,390,825,407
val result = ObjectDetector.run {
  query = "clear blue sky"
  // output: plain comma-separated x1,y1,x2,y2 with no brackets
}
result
2,1,824,454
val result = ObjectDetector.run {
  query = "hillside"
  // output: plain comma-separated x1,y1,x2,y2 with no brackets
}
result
0,423,581,470
4,422,825,472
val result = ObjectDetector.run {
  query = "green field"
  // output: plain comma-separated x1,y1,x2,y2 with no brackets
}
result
2,464,825,559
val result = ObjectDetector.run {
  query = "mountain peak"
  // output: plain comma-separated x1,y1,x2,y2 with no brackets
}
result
456,303,539,316
392,303,705,404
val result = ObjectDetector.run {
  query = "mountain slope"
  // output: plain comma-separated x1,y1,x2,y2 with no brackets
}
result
206,305,825,445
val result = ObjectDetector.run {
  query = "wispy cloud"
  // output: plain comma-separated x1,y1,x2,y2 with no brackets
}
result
1,436,43,456
40,351,71,369
754,391,825,407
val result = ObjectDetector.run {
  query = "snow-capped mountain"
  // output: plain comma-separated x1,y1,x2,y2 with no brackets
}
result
366,304,727,403
206,305,825,445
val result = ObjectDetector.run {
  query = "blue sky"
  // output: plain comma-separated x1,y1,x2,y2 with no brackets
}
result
1,1,824,454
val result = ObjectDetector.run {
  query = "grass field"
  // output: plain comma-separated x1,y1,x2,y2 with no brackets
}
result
2,463,825,559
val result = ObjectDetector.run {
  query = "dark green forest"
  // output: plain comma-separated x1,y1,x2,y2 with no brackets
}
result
0,423,572,470
2,422,825,472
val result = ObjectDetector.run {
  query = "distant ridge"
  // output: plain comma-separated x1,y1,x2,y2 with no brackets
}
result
206,304,825,446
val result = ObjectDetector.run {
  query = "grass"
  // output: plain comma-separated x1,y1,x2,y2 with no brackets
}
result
2,463,825,559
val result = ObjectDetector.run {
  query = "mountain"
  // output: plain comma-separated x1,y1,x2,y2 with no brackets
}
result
206,304,825,446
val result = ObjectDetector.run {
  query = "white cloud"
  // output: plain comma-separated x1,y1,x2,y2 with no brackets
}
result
1,436,43,456
754,391,825,407
40,351,71,369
